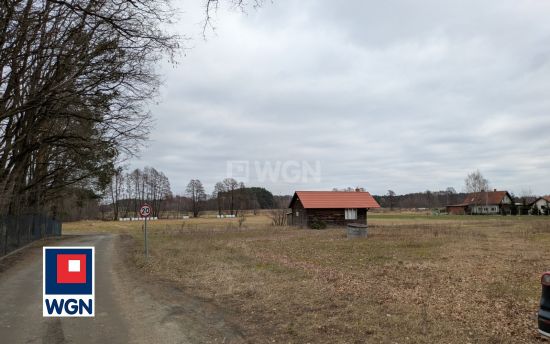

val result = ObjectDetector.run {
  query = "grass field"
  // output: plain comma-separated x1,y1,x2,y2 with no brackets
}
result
64,214,550,343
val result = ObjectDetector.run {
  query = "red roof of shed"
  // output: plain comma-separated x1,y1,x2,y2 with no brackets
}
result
289,191,381,209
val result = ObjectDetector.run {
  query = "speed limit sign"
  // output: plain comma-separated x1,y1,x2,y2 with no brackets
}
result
140,204,152,259
139,204,151,218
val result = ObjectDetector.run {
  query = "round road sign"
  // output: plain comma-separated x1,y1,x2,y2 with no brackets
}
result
139,204,152,218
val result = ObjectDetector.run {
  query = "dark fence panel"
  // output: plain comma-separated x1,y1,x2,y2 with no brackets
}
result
0,214,62,257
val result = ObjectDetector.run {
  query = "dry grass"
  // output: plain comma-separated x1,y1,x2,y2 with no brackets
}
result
64,215,550,343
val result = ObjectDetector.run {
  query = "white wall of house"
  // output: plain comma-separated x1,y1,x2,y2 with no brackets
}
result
502,195,512,204
471,205,500,214
534,199,549,212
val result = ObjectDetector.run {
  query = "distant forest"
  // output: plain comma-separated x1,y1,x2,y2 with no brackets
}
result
373,190,467,209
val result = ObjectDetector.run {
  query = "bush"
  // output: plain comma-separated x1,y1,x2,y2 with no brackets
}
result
309,218,327,230
238,213,246,228
269,209,287,226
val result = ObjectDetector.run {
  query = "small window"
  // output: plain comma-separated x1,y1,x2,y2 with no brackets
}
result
345,209,357,220
296,211,299,216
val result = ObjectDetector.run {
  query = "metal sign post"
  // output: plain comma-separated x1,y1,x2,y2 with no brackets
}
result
139,204,152,258
144,216,148,258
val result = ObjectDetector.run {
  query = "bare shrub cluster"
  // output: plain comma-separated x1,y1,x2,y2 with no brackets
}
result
269,209,287,226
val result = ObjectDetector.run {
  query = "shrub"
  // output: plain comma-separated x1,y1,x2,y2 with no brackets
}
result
238,213,246,228
269,209,287,226
309,218,327,230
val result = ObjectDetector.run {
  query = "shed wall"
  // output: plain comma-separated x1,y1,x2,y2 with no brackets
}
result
306,208,367,227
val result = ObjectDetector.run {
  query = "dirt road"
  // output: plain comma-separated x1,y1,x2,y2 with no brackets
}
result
0,234,244,344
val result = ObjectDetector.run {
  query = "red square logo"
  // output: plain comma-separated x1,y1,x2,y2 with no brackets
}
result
57,254,87,284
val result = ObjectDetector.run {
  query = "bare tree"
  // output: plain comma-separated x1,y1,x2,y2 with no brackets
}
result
464,170,490,193
212,182,226,216
519,188,535,215
446,187,457,194
0,0,180,216
387,190,396,210
249,194,260,215
104,166,171,218
464,170,490,212
108,167,125,220
186,179,206,217
203,0,264,36
445,187,456,205
223,178,239,215
236,181,247,215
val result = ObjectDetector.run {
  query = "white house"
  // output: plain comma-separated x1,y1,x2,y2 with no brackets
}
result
533,196,550,214
446,190,513,215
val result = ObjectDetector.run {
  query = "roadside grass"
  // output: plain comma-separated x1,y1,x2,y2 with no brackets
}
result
64,215,550,343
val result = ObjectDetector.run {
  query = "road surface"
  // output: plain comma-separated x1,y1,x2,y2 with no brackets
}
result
0,234,244,344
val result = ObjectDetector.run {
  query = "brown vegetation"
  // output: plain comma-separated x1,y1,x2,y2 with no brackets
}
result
65,215,550,343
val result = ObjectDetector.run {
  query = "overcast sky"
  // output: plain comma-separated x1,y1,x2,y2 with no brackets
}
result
129,0,550,196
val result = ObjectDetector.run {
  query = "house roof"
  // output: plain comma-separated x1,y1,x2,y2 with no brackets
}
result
535,196,550,203
289,191,381,209
460,191,511,206
516,196,538,205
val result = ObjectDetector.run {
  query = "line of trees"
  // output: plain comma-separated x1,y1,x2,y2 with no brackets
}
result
101,174,284,219
186,178,277,217
0,0,178,218
106,167,172,220
375,170,486,209
374,189,466,209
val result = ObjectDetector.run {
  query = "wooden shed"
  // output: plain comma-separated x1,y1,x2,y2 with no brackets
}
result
288,191,381,227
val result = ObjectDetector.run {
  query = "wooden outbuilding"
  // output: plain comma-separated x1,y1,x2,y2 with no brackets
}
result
288,190,381,227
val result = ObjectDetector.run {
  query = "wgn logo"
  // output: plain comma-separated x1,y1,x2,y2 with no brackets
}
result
43,247,95,317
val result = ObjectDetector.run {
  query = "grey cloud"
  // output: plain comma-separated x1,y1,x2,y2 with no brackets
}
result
130,0,550,196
